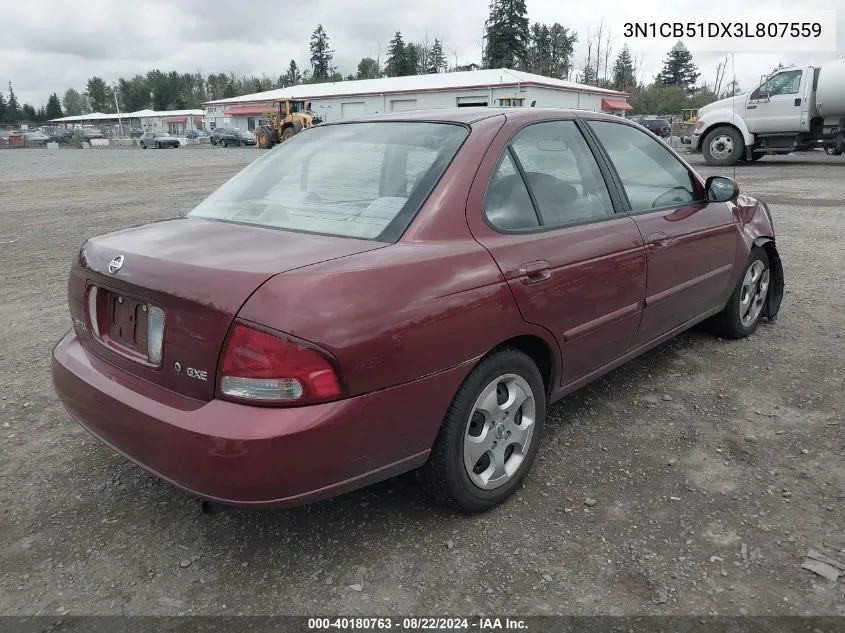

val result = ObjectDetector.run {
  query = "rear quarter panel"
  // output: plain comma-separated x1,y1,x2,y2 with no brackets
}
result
236,113,561,397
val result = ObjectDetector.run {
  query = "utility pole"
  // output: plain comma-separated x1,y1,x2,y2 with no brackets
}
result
113,83,123,136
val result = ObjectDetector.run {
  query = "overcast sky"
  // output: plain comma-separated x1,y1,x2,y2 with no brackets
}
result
3,0,843,107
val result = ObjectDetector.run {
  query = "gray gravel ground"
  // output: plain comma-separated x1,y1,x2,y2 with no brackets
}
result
0,145,843,616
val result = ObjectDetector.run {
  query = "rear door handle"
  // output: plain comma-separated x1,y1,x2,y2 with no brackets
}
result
518,260,552,285
647,231,668,251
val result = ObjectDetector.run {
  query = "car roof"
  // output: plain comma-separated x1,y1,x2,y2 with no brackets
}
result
321,107,636,126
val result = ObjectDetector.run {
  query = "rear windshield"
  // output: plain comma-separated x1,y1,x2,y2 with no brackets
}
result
187,121,468,241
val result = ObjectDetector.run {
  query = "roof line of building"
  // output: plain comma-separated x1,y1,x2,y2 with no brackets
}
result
203,74,629,107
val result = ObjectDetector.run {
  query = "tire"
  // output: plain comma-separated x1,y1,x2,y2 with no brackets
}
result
418,347,546,512
256,127,274,149
825,146,842,156
155,141,160,149
210,138,217,146
222,139,228,148
140,142,146,149
282,127,295,141
708,247,771,339
702,126,744,166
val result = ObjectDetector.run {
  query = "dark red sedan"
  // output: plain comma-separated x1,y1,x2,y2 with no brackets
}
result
52,108,784,512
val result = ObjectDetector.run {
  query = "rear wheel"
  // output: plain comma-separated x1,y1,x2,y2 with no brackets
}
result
221,139,228,148
825,146,843,156
708,248,771,339
418,348,546,512
702,126,744,166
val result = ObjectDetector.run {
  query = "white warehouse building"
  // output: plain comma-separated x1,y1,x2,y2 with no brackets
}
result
203,68,631,132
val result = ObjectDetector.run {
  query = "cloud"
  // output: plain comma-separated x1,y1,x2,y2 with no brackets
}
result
2,0,842,106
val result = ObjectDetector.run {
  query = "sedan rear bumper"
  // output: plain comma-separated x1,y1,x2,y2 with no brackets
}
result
52,330,468,506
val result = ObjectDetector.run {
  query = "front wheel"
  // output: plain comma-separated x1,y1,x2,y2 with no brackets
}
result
708,248,771,339
702,126,744,166
221,139,228,148
155,141,160,149
140,142,146,149
418,348,546,512
282,127,295,141
825,146,843,156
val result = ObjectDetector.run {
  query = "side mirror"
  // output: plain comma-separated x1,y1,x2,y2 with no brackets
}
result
705,176,739,203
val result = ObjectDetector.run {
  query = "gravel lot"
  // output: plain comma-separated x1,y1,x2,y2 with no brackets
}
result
0,145,843,616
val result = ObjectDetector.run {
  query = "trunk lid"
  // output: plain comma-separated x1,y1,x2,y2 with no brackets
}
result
68,217,384,400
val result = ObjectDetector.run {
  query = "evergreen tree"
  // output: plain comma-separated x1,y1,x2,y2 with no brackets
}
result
6,82,20,120
117,75,151,111
282,60,302,86
611,45,637,91
21,103,37,121
386,32,408,77
546,23,577,79
223,77,237,98
0,92,7,124
484,0,530,69
356,57,380,79
425,39,447,74
579,62,597,85
406,43,424,76
46,92,63,119
86,76,113,112
309,24,334,81
656,42,700,90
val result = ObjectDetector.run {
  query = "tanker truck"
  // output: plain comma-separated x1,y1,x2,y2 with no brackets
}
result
691,58,845,165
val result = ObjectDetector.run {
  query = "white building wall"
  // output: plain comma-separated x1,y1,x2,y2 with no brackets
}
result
204,86,627,126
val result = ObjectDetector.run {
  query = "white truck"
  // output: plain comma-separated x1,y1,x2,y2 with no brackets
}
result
692,59,845,165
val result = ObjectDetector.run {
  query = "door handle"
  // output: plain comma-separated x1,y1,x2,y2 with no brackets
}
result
647,231,668,251
518,261,552,285
794,98,802,106
747,105,757,109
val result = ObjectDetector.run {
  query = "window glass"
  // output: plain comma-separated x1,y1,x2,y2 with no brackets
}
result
483,153,539,231
188,122,467,241
509,121,614,225
589,121,701,211
757,70,803,97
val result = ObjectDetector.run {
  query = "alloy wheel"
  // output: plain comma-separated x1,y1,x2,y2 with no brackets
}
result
739,260,770,327
463,374,536,490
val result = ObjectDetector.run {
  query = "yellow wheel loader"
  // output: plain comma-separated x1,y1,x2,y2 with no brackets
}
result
255,99,322,149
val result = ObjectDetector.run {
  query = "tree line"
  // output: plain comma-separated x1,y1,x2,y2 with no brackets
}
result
1,0,775,125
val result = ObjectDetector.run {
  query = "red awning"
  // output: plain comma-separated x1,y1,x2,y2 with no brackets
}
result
224,104,273,116
601,98,633,111
165,116,187,123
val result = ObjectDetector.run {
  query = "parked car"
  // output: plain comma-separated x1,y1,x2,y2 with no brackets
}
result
139,132,180,149
185,130,208,139
210,127,256,147
632,116,671,138
51,108,784,513
23,131,50,146
81,126,104,139
130,129,144,138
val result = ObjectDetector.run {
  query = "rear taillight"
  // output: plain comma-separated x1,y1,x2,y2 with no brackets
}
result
86,286,100,338
218,322,343,406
